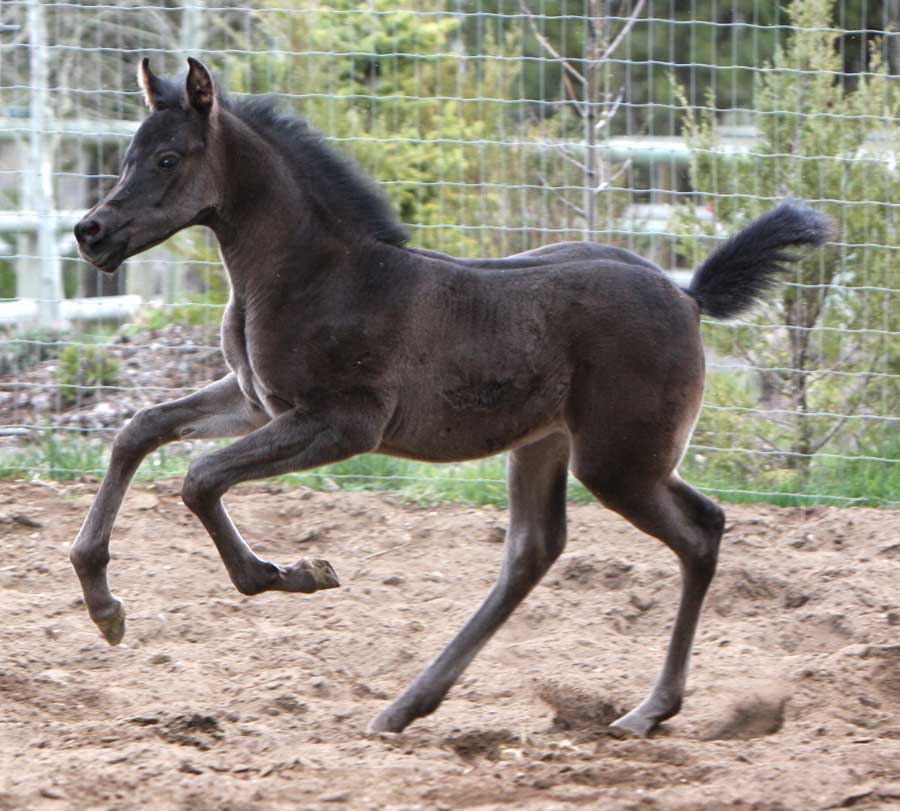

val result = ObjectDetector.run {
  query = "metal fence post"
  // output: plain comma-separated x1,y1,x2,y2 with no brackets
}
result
23,0,62,327
158,0,206,306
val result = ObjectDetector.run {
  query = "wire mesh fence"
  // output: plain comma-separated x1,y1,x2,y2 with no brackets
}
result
0,0,897,506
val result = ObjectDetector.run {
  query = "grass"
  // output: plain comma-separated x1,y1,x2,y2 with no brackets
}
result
0,433,896,508
681,440,900,508
0,434,109,481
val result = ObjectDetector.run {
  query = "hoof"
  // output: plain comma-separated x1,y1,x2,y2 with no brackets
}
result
367,706,410,735
278,558,340,593
90,598,126,646
609,711,657,739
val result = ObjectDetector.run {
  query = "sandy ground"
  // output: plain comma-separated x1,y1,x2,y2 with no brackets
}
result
1,479,898,811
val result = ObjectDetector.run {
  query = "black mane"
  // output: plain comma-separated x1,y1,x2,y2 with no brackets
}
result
225,95,409,247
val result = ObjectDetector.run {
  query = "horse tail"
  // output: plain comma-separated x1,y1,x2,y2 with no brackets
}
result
685,201,832,320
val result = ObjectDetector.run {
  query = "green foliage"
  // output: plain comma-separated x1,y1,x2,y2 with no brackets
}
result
678,0,899,489
230,0,609,254
53,344,120,405
0,264,15,300
466,0,782,134
0,433,107,481
471,0,889,134
0,328,64,376
0,435,189,482
1,435,894,505
284,453,510,506
128,300,223,334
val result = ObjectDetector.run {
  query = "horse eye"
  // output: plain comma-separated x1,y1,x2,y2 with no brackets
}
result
157,154,180,170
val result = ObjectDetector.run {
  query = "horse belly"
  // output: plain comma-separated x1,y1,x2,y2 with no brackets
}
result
381,372,569,462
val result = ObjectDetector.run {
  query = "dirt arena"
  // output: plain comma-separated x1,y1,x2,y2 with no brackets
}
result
1,479,898,811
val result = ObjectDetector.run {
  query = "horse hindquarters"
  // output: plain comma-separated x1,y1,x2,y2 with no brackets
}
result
567,304,723,735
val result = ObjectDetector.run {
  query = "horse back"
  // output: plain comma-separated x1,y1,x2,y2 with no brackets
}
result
406,241,661,273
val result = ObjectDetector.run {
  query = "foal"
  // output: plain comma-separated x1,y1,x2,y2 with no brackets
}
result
71,58,831,737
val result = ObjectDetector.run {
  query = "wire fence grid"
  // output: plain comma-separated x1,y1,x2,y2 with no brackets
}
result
0,0,897,506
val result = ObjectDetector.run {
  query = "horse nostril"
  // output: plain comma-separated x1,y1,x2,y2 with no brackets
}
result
75,219,104,246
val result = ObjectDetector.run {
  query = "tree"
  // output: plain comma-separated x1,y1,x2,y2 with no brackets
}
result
679,0,899,490
246,0,533,257
517,0,642,239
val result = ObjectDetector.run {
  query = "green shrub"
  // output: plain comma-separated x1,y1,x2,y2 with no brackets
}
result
0,327,65,376
677,0,900,489
53,344,119,405
129,301,223,333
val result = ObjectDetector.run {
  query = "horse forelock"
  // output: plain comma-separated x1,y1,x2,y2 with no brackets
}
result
142,75,185,111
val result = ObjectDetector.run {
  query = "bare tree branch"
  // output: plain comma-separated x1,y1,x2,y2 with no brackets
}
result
519,0,586,85
592,158,631,194
808,350,883,454
595,87,625,132
560,146,588,173
600,0,647,62
537,171,587,218
808,413,854,455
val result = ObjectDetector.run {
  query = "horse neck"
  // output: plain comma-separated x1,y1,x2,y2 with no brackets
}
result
210,113,334,297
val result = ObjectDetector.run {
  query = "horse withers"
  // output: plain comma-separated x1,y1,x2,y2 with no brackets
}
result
72,58,832,737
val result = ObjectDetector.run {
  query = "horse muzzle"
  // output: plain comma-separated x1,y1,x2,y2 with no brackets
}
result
74,215,129,273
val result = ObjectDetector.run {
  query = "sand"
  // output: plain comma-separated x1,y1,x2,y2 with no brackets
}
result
1,480,898,811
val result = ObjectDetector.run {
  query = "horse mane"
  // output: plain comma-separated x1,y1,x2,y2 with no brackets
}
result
224,95,409,247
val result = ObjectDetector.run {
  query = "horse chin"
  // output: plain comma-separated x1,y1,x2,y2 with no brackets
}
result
94,254,127,274
127,229,183,262
81,242,129,274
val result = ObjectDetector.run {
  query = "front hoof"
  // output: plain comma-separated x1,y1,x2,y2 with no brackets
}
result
308,558,340,590
280,558,340,593
90,598,126,646
367,706,410,735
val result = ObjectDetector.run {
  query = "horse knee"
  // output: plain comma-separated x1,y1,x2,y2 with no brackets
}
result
502,526,566,597
181,459,221,512
694,494,725,538
113,406,167,458
70,543,109,576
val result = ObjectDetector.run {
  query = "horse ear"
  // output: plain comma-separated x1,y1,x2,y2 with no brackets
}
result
137,58,165,110
185,57,217,115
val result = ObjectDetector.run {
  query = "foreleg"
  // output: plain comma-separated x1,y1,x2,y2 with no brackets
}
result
369,432,570,733
179,402,383,597
70,374,268,644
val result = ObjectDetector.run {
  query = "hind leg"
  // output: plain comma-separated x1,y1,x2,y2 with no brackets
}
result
369,432,570,733
577,469,724,737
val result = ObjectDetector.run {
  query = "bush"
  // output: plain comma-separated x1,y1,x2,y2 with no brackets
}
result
0,327,65,376
677,0,899,492
53,344,119,405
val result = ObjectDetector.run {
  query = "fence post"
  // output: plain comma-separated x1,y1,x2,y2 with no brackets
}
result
157,0,207,306
21,0,62,327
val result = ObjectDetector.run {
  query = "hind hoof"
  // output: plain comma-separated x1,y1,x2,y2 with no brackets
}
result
609,711,658,739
